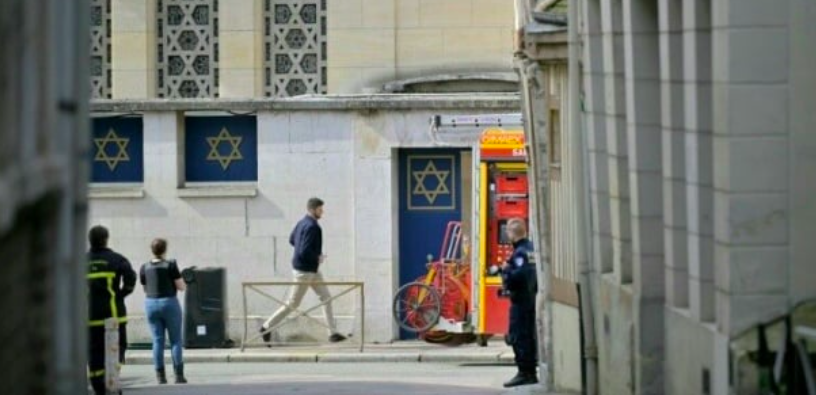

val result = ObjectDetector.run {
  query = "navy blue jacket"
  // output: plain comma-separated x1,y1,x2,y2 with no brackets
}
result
501,238,538,308
290,215,322,273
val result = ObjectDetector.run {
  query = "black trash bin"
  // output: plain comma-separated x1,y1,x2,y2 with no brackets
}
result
182,267,230,348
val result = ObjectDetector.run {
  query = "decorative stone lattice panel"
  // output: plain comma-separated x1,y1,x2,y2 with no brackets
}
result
263,0,327,97
157,0,219,98
90,0,111,99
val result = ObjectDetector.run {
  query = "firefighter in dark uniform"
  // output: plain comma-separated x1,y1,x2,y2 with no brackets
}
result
500,218,539,388
87,225,136,395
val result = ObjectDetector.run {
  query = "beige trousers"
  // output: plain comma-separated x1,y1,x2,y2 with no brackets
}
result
262,270,337,335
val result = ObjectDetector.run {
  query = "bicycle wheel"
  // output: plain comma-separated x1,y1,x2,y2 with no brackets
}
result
393,282,441,333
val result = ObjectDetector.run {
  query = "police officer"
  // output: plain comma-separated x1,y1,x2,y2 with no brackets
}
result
500,218,539,388
87,225,136,395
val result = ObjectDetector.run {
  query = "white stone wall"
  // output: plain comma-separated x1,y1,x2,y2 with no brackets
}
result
89,104,508,343
551,302,582,390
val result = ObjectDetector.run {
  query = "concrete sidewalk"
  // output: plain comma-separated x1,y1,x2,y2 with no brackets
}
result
125,341,516,365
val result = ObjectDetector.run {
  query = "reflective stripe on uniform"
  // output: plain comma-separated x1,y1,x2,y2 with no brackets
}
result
88,317,127,326
107,276,118,319
87,272,115,279
88,369,106,378
87,270,125,325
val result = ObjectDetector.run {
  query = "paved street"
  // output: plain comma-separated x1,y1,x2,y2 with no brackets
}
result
119,362,540,395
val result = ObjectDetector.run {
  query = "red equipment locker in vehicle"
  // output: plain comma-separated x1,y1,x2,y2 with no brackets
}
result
476,129,530,341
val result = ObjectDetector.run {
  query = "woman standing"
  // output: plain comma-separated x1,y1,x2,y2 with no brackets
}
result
140,238,187,384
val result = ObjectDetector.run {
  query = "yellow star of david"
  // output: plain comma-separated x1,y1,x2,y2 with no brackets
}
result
206,127,244,170
412,160,451,205
94,128,130,171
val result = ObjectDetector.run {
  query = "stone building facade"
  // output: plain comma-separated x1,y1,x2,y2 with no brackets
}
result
1,0,89,394
90,96,519,343
94,0,517,99
89,0,521,344
518,0,816,393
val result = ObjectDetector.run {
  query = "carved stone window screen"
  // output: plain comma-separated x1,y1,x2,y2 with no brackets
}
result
157,0,219,98
90,0,112,99
263,0,327,97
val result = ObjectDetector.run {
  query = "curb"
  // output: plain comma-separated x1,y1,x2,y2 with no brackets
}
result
318,353,420,363
230,354,318,363
125,352,513,365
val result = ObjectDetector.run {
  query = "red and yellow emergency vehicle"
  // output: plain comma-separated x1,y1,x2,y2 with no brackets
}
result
393,120,530,346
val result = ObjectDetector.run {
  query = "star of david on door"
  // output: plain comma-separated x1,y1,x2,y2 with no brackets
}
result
407,156,456,210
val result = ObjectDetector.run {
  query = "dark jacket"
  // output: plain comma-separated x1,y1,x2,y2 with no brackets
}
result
501,238,538,308
87,247,137,326
290,215,322,273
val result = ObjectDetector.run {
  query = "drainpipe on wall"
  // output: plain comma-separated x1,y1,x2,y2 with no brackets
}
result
568,0,599,394
513,33,557,395
516,55,555,391
514,1,553,389
513,0,534,53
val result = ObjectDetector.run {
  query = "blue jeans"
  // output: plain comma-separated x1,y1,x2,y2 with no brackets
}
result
145,297,183,370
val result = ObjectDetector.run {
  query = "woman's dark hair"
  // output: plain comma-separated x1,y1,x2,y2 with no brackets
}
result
151,238,167,258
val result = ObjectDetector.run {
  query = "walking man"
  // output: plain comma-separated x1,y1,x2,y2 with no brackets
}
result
260,198,347,344
87,225,136,395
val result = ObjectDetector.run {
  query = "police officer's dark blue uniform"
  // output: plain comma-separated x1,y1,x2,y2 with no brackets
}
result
501,235,538,387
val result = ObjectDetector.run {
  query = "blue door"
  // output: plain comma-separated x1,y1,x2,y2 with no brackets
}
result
398,149,463,339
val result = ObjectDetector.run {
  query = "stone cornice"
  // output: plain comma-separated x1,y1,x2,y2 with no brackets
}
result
90,94,521,113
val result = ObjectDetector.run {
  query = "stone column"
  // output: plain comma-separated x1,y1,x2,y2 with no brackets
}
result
111,0,155,98
683,0,715,322
352,112,399,342
583,0,613,275
658,0,687,308
623,0,665,393
219,0,262,97
711,0,790,336
142,112,185,194
600,0,633,283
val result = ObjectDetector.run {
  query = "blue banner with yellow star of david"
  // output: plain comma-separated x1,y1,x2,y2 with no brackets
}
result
185,116,258,182
91,117,144,183
407,155,457,210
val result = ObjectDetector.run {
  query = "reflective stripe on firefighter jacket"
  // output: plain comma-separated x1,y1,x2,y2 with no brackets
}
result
87,248,136,327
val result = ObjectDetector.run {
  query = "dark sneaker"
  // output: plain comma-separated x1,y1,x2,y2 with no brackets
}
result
329,333,347,343
259,327,271,343
503,372,538,388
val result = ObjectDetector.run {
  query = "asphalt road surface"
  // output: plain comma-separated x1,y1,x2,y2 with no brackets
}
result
118,361,531,395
